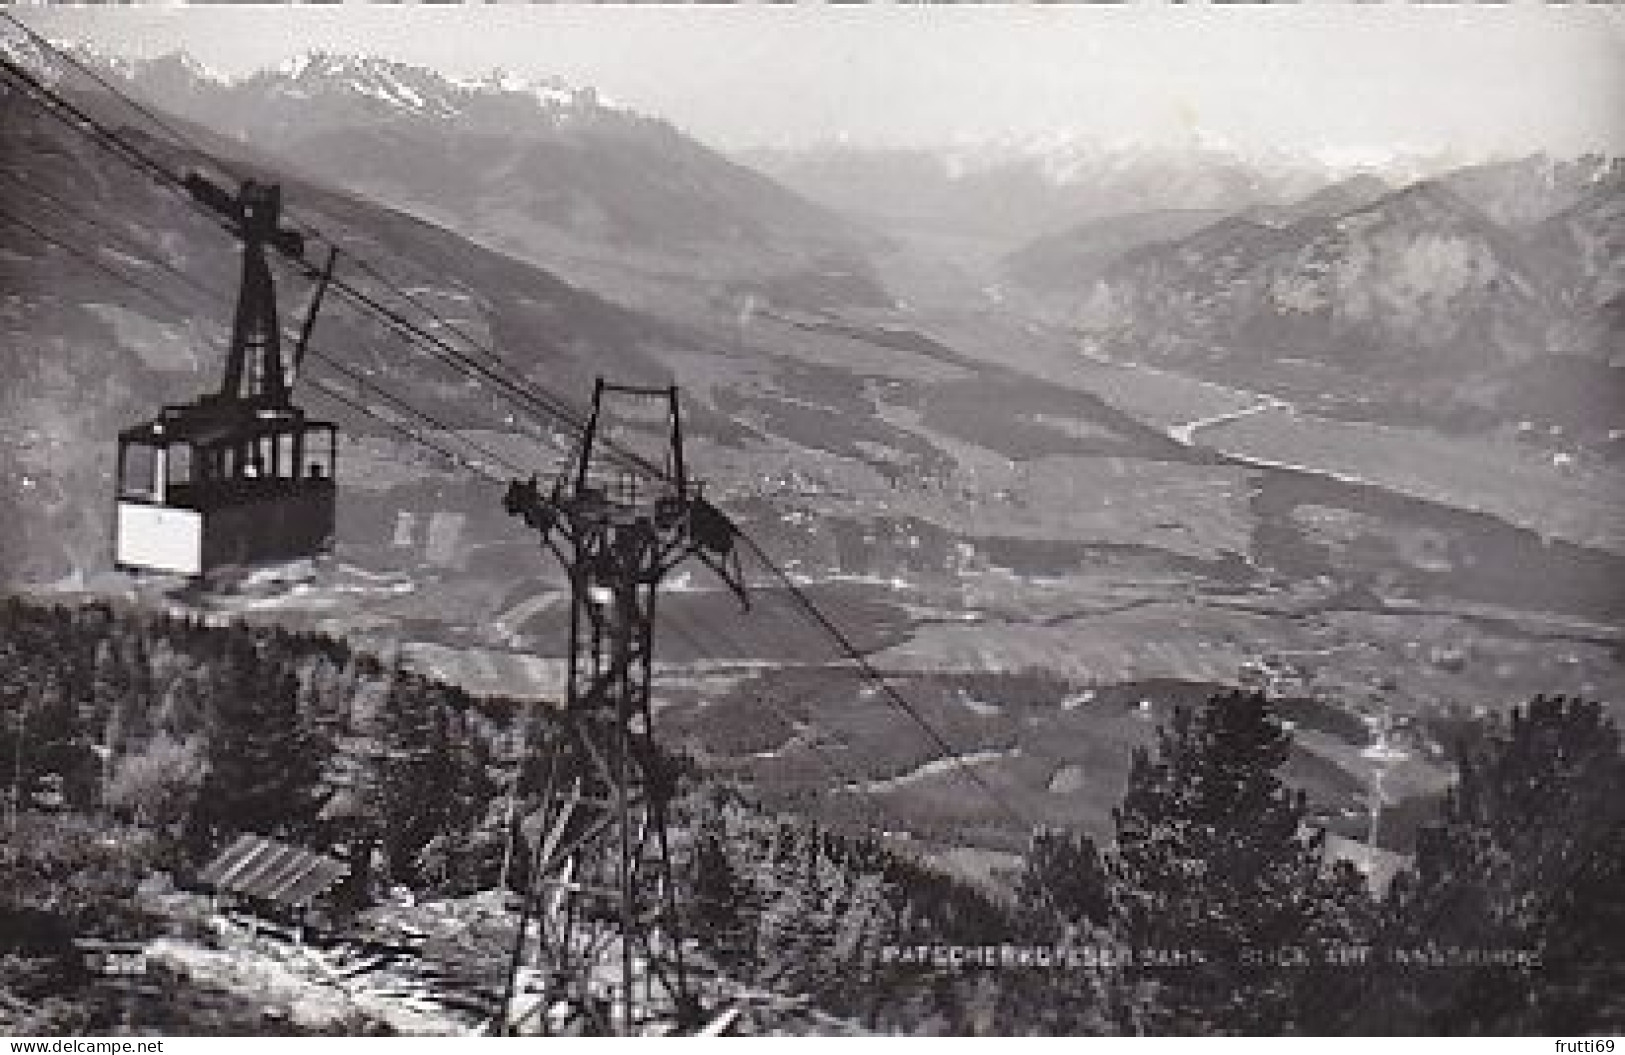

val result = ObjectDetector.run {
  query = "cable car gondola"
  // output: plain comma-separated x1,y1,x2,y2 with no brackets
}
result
115,176,339,578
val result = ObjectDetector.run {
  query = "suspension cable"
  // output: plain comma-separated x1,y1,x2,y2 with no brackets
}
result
0,196,515,483
1,25,1047,837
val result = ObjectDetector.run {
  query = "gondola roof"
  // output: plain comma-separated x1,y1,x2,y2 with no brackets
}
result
118,396,334,448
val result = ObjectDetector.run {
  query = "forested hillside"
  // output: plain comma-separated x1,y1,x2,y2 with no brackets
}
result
2,596,1619,1034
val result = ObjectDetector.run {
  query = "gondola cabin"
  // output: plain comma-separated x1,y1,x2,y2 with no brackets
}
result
115,399,336,576
114,175,340,578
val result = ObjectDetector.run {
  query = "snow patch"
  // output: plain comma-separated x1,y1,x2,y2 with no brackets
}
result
956,689,1004,717
850,747,1018,794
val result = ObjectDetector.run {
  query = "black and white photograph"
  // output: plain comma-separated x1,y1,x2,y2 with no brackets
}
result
0,1,1621,1039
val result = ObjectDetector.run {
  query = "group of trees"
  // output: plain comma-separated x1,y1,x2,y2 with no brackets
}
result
2,596,1620,1034
0,598,509,888
1006,690,1624,1035
679,784,1025,1031
1380,696,1625,1032
676,688,1621,1034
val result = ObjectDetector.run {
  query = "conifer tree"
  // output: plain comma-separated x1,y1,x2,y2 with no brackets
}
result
192,636,326,849
374,670,456,886
1017,826,1110,938
1108,690,1359,1034
692,811,755,969
1387,695,1624,1033
95,632,152,756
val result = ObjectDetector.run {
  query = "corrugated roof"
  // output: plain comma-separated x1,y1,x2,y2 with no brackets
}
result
199,833,349,908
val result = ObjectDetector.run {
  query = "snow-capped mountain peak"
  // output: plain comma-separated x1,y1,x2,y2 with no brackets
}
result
449,66,614,113
244,50,622,124
143,49,230,87
0,33,147,90
261,51,457,116
39,44,631,133
0,30,62,86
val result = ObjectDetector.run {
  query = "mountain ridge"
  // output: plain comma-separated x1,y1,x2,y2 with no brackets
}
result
39,44,882,299
1030,159,1625,434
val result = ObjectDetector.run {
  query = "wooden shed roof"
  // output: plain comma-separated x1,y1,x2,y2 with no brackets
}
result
198,833,349,908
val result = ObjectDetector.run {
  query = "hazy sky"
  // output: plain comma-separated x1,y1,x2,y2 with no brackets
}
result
15,4,1625,161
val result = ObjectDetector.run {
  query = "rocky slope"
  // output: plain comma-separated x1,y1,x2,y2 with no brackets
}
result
1049,159,1624,435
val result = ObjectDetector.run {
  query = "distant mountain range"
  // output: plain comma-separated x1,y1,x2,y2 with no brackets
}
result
1003,208,1232,294
747,130,1622,438
1008,155,1624,436
74,49,883,303
5,41,1623,859
0,66,1188,586
0,71,685,581
743,138,1336,243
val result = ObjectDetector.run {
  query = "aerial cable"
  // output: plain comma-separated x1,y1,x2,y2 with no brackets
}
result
306,248,657,482
5,186,892,830
0,20,611,466
1,22,660,481
341,253,594,431
656,615,894,837
0,200,194,318
5,23,1038,838
0,78,534,481
0,196,518,483
2,32,666,490
0,49,530,448
303,378,507,485
1,169,530,480
734,532,1039,836
0,55,199,203
0,165,210,295
319,277,650,472
302,350,529,481
0,10,245,183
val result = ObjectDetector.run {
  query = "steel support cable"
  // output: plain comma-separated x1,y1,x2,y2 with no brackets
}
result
3,173,529,482
5,62,678,615
0,42,572,474
0,164,213,301
4,209,492,481
5,27,969,878
303,350,529,482
0,15,407,323
0,84,534,482
4,22,1034,838
339,252,596,434
5,18,673,486
0,55,200,206
0,18,416,298
301,378,510,484
305,249,660,484
655,615,893,835
0,17,648,480
295,254,647,483
320,276,661,478
0,198,515,483
733,532,1039,836
0,11,243,183
0,201,217,325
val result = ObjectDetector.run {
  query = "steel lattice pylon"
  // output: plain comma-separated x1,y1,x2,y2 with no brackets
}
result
499,380,746,1035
